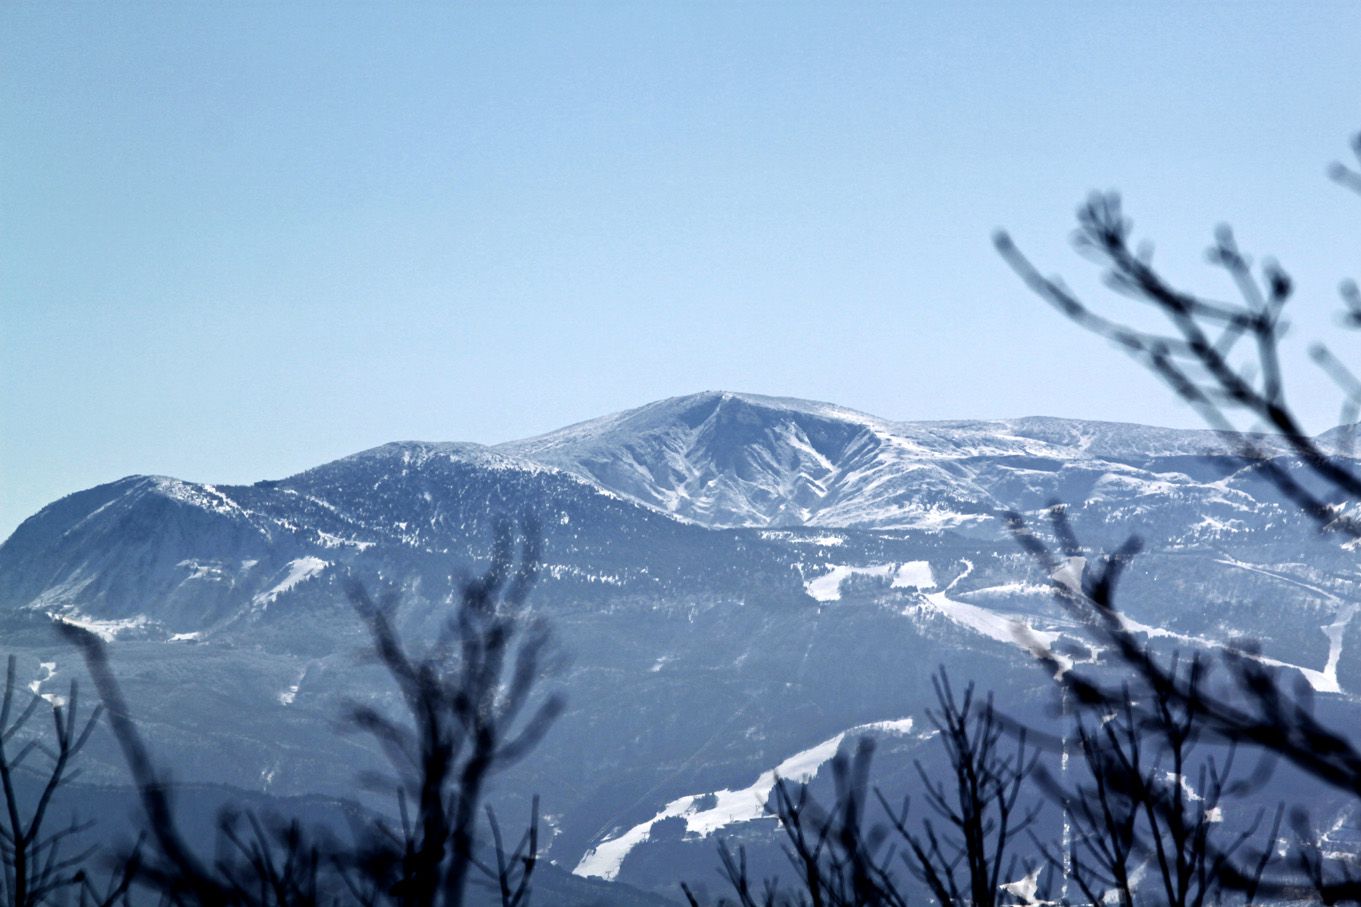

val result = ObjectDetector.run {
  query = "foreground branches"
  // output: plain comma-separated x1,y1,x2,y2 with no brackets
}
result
57,521,559,907
688,670,1042,907
0,655,121,907
995,132,1361,537
994,129,1361,902
341,521,563,906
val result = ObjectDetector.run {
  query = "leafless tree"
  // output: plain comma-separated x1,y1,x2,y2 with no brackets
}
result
1029,668,1281,907
0,654,133,907
891,672,1041,907
995,135,1361,539
1005,504,1361,902
688,669,1042,906
684,738,904,907
989,128,1361,902
57,521,561,907
59,617,306,906
339,520,563,907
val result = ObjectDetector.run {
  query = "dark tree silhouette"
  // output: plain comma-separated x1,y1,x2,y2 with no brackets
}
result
56,521,561,907
339,520,563,907
684,739,906,907
0,654,130,907
59,616,325,906
995,129,1361,903
995,135,1361,540
1028,669,1280,907
894,673,1040,907
687,669,1042,907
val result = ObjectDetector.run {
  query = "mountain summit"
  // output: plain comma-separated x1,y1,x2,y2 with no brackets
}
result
500,391,914,528
498,391,1265,530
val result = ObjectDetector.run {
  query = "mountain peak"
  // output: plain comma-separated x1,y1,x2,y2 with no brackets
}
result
493,393,1304,531
668,390,888,425
499,391,934,529
504,391,888,458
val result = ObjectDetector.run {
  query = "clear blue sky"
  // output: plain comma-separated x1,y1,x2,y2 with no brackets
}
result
4,3,1360,539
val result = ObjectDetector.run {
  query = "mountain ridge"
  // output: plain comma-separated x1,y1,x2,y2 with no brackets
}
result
2,391,1359,896
7,391,1337,547
0,390,1328,638
496,391,1317,530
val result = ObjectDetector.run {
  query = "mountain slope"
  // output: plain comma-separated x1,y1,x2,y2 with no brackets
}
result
499,390,1304,533
3,392,1360,898
0,440,739,634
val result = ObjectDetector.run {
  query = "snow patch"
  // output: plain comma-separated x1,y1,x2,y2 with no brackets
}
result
573,717,916,881
1128,611,1342,694
315,530,373,551
999,867,1049,905
252,558,329,608
805,561,935,602
892,561,936,589
905,561,1071,672
760,531,845,546
543,564,626,586
28,662,64,706
50,612,151,642
278,667,307,706
178,560,226,581
1057,557,1346,694
965,582,1053,598
917,591,1066,669
155,479,255,522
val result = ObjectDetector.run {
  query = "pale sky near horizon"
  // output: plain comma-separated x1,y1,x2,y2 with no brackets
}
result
4,3,1360,540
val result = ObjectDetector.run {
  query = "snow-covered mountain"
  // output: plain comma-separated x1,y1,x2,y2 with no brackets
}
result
2,391,1359,899
500,390,1300,533
5,390,1317,635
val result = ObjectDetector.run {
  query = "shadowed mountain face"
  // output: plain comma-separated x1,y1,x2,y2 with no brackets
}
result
0,442,714,631
2,392,1359,897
